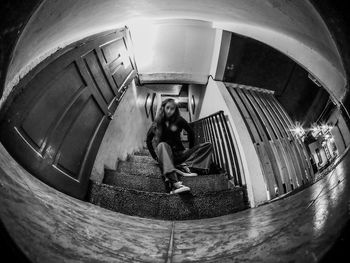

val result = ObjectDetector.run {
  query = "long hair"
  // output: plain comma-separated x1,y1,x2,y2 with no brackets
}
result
153,98,180,141
155,98,180,125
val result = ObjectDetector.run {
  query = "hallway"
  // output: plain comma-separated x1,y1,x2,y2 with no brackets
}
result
1,1,350,262
0,143,349,262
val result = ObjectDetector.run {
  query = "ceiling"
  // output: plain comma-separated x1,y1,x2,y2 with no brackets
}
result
1,0,346,108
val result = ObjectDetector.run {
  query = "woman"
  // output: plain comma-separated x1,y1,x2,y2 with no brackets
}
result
146,98,213,194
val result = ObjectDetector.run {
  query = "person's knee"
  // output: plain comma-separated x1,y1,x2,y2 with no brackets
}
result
156,142,171,153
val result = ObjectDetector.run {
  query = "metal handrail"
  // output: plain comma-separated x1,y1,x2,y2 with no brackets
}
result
190,110,223,124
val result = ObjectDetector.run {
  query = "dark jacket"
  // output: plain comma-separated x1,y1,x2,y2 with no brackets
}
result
146,116,195,160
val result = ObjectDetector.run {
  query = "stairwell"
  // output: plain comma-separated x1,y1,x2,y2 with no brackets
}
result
87,147,249,220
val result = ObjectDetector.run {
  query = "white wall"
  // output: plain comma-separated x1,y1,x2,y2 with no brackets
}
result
328,108,350,155
338,114,350,147
331,126,346,154
199,78,268,207
91,81,152,182
1,0,346,108
130,20,216,79
188,84,206,121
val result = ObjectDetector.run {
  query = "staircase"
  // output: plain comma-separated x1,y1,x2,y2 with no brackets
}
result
87,147,249,220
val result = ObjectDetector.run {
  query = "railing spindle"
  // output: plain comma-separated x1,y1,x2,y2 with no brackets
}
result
190,111,243,186
209,116,224,169
218,112,240,184
214,114,230,176
205,118,220,165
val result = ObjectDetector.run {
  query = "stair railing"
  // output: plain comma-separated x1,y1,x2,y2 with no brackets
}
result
190,111,243,186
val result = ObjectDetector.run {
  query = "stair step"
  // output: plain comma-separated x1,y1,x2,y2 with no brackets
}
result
182,173,229,193
87,181,249,220
103,170,229,194
104,170,166,192
117,161,161,176
126,154,156,164
134,148,151,156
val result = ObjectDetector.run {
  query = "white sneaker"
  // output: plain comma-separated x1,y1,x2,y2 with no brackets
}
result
170,182,190,194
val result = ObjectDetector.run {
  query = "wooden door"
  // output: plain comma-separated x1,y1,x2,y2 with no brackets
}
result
0,28,136,199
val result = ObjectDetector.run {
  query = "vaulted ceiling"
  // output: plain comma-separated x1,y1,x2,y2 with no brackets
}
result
1,0,346,109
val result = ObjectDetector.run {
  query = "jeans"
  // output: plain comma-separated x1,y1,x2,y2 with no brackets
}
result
155,142,213,184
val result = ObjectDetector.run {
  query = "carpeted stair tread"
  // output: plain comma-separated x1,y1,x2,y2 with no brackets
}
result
104,170,166,193
87,181,249,220
182,173,229,193
117,161,161,176
103,170,229,194
117,158,222,178
134,148,150,156
126,154,156,164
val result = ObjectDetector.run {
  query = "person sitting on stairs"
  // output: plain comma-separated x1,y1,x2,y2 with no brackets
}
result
146,98,213,194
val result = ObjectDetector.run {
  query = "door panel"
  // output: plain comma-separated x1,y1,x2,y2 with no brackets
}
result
100,38,134,94
112,61,133,88
56,96,105,179
100,38,125,63
0,28,137,199
45,86,91,157
83,50,115,106
21,63,84,150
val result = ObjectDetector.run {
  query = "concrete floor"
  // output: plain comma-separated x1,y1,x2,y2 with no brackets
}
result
0,143,349,262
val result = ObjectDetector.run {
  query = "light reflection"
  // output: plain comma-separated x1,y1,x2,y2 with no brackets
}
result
311,191,329,233
291,122,305,139
247,207,273,240
310,165,346,237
